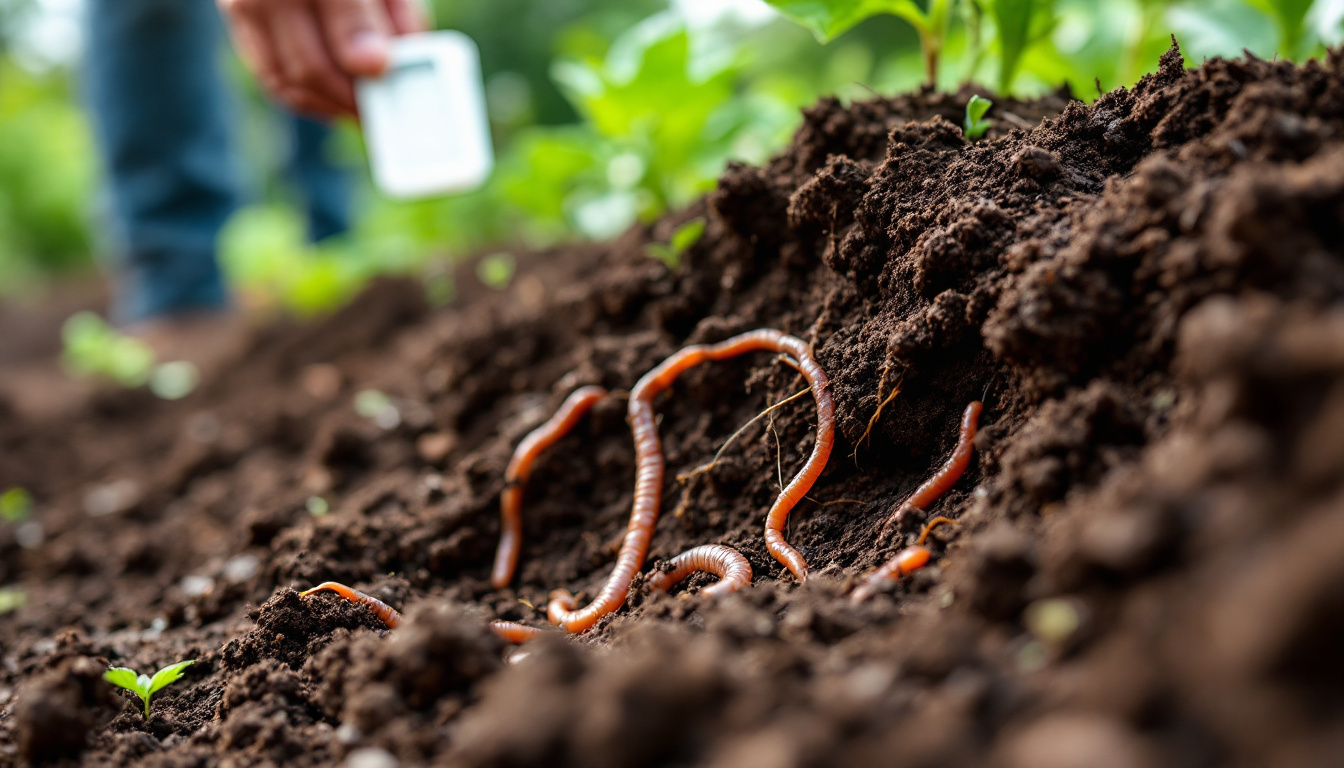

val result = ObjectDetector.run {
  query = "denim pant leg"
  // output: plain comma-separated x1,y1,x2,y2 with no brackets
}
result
84,0,241,323
288,116,352,243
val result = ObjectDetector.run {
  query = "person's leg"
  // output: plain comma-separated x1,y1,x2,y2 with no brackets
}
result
84,0,242,323
287,115,352,243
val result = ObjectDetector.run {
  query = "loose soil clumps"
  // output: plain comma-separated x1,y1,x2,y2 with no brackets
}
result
3,44,1344,767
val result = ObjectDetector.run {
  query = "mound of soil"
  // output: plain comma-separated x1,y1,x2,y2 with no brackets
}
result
3,44,1344,767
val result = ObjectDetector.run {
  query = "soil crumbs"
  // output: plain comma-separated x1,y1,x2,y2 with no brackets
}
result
4,45,1344,768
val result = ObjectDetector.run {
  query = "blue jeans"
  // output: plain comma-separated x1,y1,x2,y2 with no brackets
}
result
84,0,350,323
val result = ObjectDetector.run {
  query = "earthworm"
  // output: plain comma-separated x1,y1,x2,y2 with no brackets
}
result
548,329,834,633
493,385,608,589
301,583,551,644
880,400,983,536
300,582,402,628
851,516,956,602
489,620,548,643
645,544,752,597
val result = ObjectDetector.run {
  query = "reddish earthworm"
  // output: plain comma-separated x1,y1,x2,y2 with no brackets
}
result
880,400,983,536
548,329,834,633
300,582,402,628
645,544,752,597
489,620,549,643
493,385,608,589
301,584,551,644
851,516,956,602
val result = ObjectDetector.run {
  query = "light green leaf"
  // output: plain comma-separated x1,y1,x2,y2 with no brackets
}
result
1242,0,1313,58
991,0,1037,93
668,218,707,254
963,95,994,139
476,253,516,289
147,660,195,695
761,0,931,42
103,667,144,695
0,487,32,523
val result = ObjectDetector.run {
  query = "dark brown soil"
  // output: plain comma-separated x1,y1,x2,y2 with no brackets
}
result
4,44,1344,767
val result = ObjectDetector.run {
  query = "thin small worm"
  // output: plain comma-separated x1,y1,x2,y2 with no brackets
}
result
853,400,982,604
303,584,549,644
851,516,958,602
300,582,402,628
645,544,752,597
489,620,549,643
880,400,983,536
548,329,834,633
493,385,608,589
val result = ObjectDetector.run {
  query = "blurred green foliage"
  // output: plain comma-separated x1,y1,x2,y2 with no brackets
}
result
0,57,96,289
2,0,1343,317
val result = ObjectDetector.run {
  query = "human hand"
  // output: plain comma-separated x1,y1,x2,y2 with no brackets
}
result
217,0,428,117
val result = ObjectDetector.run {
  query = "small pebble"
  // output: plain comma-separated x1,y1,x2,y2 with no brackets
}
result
345,746,398,768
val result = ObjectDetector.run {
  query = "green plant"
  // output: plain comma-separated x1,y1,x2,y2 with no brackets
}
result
963,94,993,138
103,660,195,719
0,588,25,614
762,0,954,85
1243,0,1313,60
476,252,517,288
989,0,1030,92
61,311,155,387
645,217,706,269
60,312,199,398
0,487,32,523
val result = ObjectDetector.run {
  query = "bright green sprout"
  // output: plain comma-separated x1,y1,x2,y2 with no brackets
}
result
61,311,155,388
0,588,26,615
1,488,33,523
645,217,706,270
103,660,195,719
476,252,516,289
963,95,993,140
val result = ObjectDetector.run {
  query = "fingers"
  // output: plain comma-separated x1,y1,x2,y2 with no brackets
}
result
267,1,357,115
318,0,395,79
219,0,284,97
219,0,414,115
384,0,430,35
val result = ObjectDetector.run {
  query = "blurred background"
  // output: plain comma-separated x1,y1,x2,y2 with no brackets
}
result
0,0,1340,319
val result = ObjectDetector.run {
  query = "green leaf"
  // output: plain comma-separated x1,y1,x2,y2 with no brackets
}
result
147,660,195,695
1243,0,1314,59
645,217,706,269
0,487,32,523
963,95,994,139
761,0,930,42
668,218,706,253
990,0,1037,93
103,667,145,696
476,253,516,289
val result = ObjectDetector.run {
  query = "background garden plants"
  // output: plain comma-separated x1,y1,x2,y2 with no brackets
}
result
0,0,1340,319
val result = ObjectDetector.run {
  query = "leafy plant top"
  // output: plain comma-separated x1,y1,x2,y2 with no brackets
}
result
103,660,195,719
762,0,954,84
963,94,993,139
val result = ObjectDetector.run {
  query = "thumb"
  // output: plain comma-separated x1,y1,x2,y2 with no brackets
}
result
319,0,394,78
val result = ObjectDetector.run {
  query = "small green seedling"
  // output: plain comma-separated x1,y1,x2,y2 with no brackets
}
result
0,488,33,523
963,95,993,140
103,660,195,719
476,252,516,289
645,217,706,269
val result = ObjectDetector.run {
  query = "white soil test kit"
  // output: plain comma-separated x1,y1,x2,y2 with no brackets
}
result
356,31,493,199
